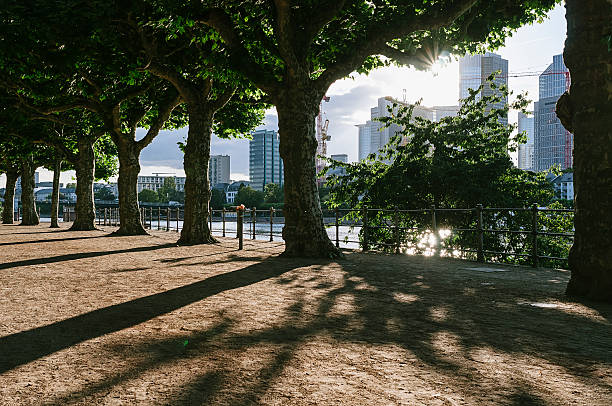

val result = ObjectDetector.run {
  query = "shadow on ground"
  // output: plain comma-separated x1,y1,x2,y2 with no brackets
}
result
0,226,610,405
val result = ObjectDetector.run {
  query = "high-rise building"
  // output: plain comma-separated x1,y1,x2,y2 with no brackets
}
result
357,97,459,161
208,155,230,187
249,129,284,191
534,54,572,171
459,52,508,126
517,111,535,171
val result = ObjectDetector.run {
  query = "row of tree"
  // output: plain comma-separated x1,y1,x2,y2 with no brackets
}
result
0,0,563,256
0,1,609,301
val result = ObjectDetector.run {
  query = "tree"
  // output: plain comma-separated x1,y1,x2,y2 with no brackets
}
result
326,80,554,258
94,187,116,201
0,156,19,224
555,0,612,302
0,1,184,235
210,188,226,209
138,189,159,203
157,177,178,203
235,186,264,208
192,0,559,257
117,7,267,245
19,154,39,226
264,183,283,203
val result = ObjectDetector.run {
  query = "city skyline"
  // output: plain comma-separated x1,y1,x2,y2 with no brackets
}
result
2,4,566,187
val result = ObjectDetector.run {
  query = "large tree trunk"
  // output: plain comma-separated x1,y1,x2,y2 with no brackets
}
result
178,104,215,245
2,168,18,224
276,87,341,258
70,139,96,231
561,0,612,302
114,141,146,235
19,157,39,226
50,157,62,228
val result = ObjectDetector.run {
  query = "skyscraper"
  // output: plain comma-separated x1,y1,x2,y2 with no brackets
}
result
459,52,509,126
249,129,284,191
208,155,230,187
517,111,535,171
357,97,459,161
534,54,572,171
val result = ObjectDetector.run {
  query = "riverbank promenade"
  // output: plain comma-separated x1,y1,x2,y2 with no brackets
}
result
1,224,611,405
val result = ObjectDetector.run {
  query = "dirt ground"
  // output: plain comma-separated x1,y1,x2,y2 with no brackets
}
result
0,223,610,406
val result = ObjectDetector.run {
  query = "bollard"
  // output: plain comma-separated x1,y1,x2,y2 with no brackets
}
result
222,208,226,237
251,207,256,239
237,206,244,250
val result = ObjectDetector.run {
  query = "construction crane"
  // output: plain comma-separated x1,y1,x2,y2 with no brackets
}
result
316,96,331,179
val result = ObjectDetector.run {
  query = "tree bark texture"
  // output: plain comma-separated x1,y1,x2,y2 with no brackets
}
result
70,139,96,231
115,141,146,235
276,87,342,258
562,0,612,302
50,158,62,228
19,157,39,226
2,168,18,224
178,105,216,245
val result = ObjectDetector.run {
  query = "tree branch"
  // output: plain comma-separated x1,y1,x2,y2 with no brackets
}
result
316,0,479,90
300,0,348,48
210,87,236,111
196,8,281,93
136,91,182,151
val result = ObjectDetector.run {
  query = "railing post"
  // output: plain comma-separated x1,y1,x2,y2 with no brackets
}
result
222,208,226,237
237,207,244,250
362,205,369,252
17,207,20,221
209,207,213,234
150,207,153,229
157,207,161,230
251,207,256,239
431,205,440,257
176,208,180,232
531,203,539,268
335,207,340,248
476,204,484,262
394,206,400,254
269,207,274,242
166,207,170,231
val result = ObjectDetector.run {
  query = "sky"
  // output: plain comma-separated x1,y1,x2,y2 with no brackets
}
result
3,3,567,187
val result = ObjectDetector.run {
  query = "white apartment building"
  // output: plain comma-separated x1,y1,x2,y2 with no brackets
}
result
137,175,186,193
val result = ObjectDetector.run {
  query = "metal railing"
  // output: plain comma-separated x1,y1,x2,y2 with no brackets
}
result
89,204,574,268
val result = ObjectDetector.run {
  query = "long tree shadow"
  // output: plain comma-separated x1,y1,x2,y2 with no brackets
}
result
4,249,611,404
0,235,106,247
0,243,176,270
0,256,301,373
